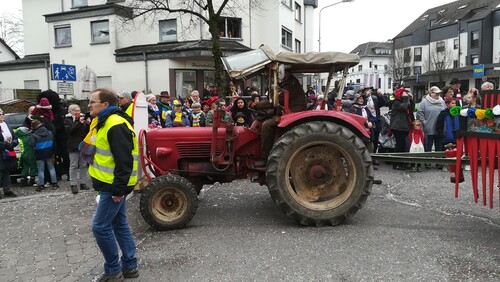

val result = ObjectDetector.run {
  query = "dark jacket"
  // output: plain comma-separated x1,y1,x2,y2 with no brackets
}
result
390,96,415,132
0,123,19,170
436,109,460,144
64,114,89,152
30,125,54,160
91,108,135,196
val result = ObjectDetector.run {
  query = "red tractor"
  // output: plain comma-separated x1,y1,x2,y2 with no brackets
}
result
137,45,373,230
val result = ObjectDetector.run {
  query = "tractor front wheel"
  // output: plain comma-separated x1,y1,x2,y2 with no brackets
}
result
266,122,373,226
140,174,198,231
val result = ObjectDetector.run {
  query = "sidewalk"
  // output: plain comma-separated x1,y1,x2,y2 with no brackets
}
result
0,181,149,282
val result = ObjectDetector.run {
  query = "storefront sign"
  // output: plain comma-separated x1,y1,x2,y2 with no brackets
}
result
186,60,214,69
473,64,485,78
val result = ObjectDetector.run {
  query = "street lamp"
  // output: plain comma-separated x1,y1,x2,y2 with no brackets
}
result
318,0,354,52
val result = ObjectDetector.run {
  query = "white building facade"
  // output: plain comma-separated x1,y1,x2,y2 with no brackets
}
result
0,0,318,99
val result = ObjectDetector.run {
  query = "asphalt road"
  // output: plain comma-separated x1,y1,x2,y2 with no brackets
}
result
0,162,498,281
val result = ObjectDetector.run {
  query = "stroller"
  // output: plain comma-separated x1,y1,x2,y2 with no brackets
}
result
377,111,395,153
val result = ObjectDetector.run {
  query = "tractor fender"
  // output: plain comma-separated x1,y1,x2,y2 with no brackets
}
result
277,111,370,139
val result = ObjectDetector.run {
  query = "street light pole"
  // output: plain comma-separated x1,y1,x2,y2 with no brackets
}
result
318,0,354,52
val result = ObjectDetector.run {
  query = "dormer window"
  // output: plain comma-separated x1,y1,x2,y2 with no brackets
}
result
458,4,468,10
421,14,429,20
438,9,446,14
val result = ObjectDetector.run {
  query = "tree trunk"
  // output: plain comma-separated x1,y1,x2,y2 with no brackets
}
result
207,14,226,99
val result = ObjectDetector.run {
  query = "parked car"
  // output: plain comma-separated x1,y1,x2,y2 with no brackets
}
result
4,113,28,130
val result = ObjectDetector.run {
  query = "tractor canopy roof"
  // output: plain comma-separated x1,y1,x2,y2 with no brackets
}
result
222,45,360,80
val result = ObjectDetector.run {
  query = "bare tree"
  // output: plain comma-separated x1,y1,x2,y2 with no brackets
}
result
127,0,263,97
387,48,414,88
0,11,24,56
424,48,454,88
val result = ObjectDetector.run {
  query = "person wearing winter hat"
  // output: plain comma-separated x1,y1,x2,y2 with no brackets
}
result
145,94,161,126
118,91,134,117
417,86,445,168
390,88,415,170
0,108,19,198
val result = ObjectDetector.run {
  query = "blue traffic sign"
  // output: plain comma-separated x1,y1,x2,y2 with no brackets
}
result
473,64,484,78
52,63,76,81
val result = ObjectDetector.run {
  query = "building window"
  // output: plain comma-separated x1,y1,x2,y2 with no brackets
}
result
281,0,292,9
91,20,109,44
159,19,177,42
176,70,196,99
403,67,411,76
388,78,392,88
219,17,241,38
295,2,301,22
281,27,292,49
295,39,301,53
384,65,388,71
453,60,458,68
471,31,479,48
454,38,459,49
470,54,479,65
414,47,422,62
24,80,39,90
374,64,378,70
356,79,361,83
436,41,445,52
72,0,87,8
404,48,411,63
358,65,363,72
414,66,422,75
55,26,72,46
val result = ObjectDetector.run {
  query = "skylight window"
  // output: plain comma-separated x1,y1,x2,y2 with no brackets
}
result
458,4,468,9
421,14,429,20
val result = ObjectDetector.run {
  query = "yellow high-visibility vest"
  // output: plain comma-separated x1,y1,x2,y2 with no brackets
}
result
88,114,138,186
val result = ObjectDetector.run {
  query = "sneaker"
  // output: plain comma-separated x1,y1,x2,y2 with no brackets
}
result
51,183,59,190
4,191,17,198
44,183,51,188
435,164,443,169
96,272,124,282
122,268,139,278
416,166,423,172
373,179,383,185
35,185,45,192
425,164,432,169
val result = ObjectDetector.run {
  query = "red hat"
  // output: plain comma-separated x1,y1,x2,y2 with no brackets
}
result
208,96,219,105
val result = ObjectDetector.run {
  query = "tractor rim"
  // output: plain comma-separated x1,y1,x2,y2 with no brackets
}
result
285,140,356,210
151,187,188,222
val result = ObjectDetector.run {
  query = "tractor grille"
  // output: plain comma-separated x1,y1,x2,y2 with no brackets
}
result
176,142,220,158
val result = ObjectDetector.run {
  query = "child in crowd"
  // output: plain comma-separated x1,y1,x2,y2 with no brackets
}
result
32,97,54,124
14,127,37,186
463,88,481,109
408,120,425,172
30,118,58,191
166,100,190,127
190,102,206,127
23,105,35,129
436,97,460,149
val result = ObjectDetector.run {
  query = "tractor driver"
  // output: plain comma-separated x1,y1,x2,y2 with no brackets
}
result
256,70,307,167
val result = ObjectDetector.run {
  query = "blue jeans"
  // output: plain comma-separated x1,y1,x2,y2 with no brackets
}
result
36,158,57,186
92,192,137,275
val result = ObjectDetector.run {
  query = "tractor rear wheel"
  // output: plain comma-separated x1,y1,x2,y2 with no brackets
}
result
266,121,373,226
140,174,198,231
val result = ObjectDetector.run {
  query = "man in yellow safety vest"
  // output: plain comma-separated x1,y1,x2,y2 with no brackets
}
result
87,88,139,281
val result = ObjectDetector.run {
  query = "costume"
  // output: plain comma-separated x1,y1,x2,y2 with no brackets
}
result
436,109,460,146
191,112,206,127
166,110,191,127
89,106,138,277
32,97,54,122
14,127,37,185
408,127,425,171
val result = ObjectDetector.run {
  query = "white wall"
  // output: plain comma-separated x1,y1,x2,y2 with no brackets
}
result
0,68,48,89
0,44,17,62
459,32,468,67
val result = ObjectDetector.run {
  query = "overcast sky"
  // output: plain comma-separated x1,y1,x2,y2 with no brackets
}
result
3,0,457,53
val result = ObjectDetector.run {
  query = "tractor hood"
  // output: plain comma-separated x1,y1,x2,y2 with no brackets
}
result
222,45,360,79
